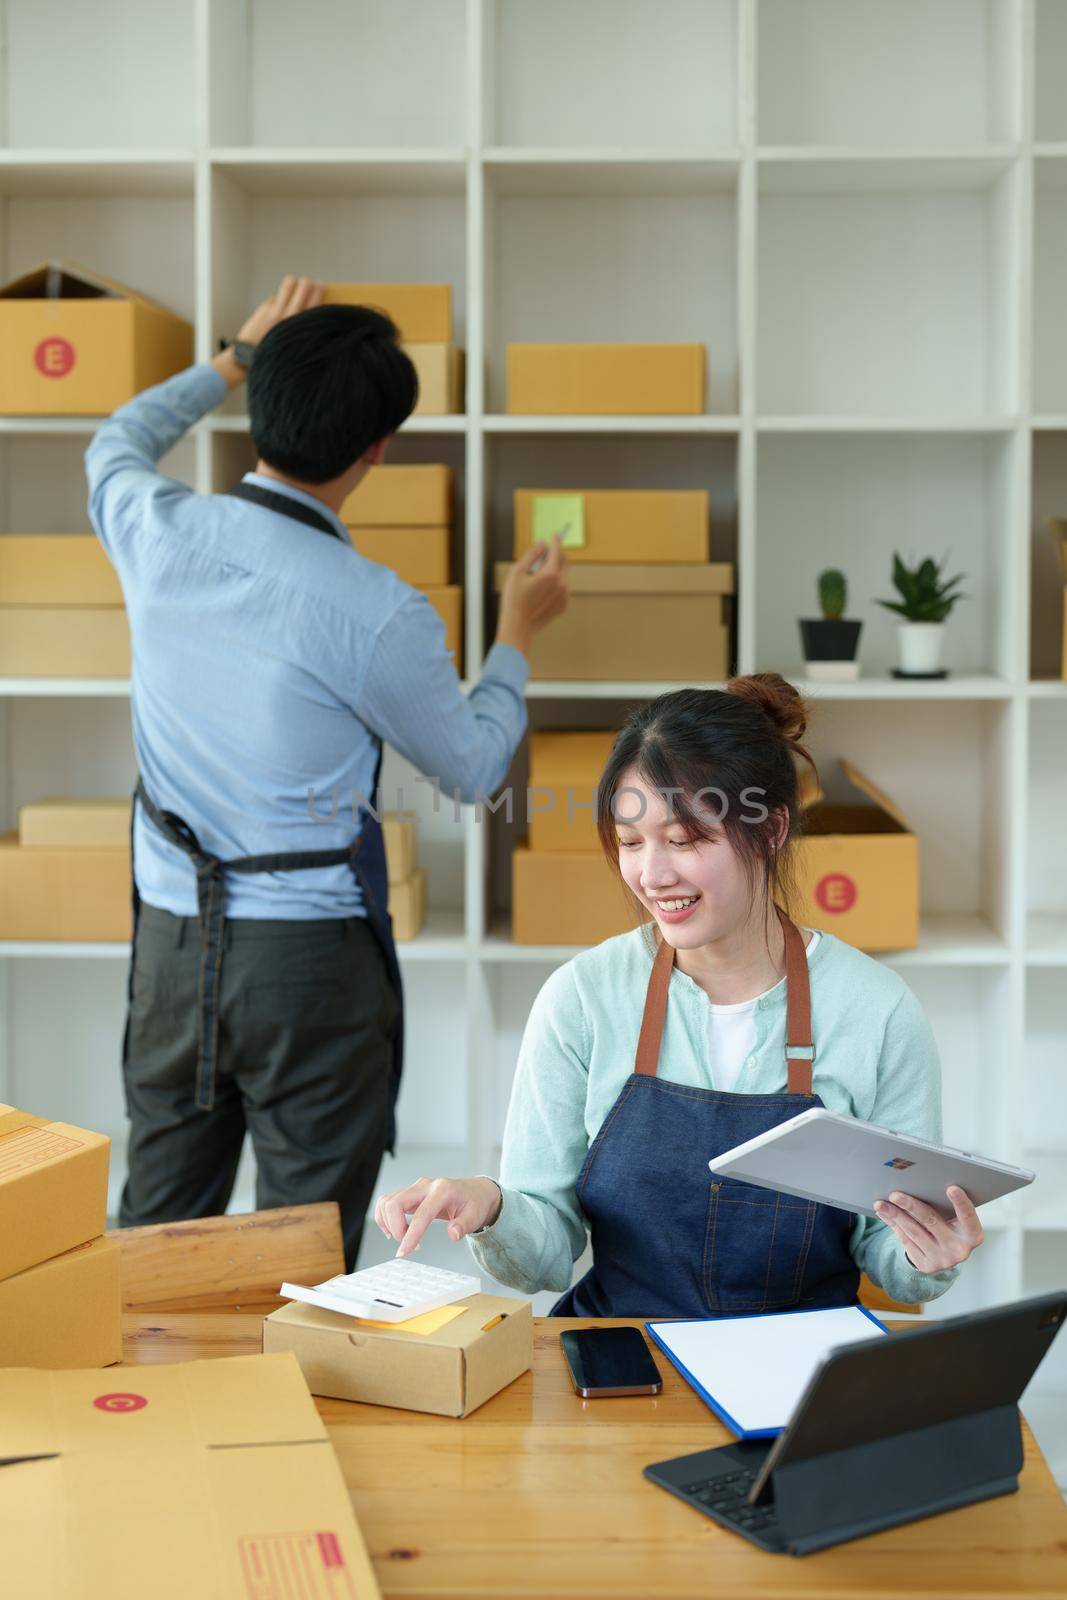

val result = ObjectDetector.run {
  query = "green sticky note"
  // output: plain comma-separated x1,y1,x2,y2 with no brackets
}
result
532,494,585,549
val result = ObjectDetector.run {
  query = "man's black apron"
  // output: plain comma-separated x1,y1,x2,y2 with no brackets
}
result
123,480,404,1150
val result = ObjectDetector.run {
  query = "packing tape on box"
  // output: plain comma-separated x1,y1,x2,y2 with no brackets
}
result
0,1110,47,1143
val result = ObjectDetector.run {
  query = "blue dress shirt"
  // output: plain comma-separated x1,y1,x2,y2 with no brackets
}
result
85,363,529,920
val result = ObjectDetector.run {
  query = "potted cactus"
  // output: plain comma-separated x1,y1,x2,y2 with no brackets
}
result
799,569,863,681
876,553,967,678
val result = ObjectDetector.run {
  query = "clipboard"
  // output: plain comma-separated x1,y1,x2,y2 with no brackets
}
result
645,1303,888,1439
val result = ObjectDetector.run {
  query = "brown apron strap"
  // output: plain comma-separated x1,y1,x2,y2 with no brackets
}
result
632,907,815,1094
634,934,676,1077
777,903,815,1096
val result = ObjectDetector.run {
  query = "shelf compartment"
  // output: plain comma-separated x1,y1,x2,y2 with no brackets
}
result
486,165,738,416
1029,433,1067,682
486,0,738,150
1036,1,1067,143
757,162,1020,418
1033,161,1067,417
755,433,1019,680
208,0,467,150
757,0,1020,148
1027,705,1067,953
1,0,195,150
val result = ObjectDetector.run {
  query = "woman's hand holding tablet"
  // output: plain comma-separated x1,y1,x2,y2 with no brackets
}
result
874,1186,984,1273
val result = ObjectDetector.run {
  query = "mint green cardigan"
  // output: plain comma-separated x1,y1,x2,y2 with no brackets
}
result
470,927,959,1307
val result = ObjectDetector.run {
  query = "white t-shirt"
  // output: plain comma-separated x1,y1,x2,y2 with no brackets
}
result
706,930,821,1092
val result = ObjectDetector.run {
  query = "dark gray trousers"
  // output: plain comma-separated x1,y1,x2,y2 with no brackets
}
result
118,903,399,1268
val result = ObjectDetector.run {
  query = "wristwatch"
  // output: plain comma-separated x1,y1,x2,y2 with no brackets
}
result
231,339,256,371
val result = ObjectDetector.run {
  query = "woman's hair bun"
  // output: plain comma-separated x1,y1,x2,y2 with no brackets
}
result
725,672,811,748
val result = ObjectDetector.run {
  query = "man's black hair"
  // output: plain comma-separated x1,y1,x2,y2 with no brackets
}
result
247,304,418,483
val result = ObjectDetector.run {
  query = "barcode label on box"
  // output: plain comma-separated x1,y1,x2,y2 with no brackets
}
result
238,1532,358,1598
0,1126,82,1177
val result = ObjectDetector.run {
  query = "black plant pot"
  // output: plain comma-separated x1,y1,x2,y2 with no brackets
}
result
799,618,863,678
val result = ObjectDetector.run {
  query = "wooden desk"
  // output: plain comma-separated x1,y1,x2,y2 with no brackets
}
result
123,1312,1067,1598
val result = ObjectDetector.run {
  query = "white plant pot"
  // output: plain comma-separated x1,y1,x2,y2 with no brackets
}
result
897,622,945,675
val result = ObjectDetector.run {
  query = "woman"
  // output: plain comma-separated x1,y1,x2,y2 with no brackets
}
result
376,675,983,1316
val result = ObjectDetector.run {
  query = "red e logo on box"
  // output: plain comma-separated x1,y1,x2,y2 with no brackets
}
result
93,1392,148,1413
34,336,76,378
815,873,857,914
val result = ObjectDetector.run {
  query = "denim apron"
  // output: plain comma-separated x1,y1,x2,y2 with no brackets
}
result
551,907,859,1317
123,480,405,1150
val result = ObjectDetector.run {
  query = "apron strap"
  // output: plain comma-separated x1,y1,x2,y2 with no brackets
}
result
633,905,815,1095
226,479,346,541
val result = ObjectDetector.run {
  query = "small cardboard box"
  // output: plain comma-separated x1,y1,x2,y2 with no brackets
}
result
389,868,427,941
0,1235,122,1368
382,811,418,884
19,798,131,849
529,731,616,853
341,463,453,527
0,535,123,606
0,835,130,940
512,844,648,946
406,342,465,414
506,342,706,415
514,489,709,564
0,261,193,416
263,1293,532,1418
0,607,130,676
420,583,464,669
322,281,452,342
349,524,450,585
494,562,732,681
793,760,919,952
0,1353,382,1599
0,1105,110,1283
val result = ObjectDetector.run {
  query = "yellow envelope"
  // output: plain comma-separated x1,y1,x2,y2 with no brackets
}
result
352,1303,467,1336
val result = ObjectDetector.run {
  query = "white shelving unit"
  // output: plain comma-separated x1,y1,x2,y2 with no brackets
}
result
0,0,1064,1476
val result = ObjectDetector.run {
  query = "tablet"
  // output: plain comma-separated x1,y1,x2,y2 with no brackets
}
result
708,1108,1034,1219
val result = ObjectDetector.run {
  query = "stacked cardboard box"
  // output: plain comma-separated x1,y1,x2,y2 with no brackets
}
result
324,281,464,414
342,462,463,669
383,809,426,941
0,534,129,677
0,798,130,941
498,488,732,681
0,1104,121,1367
513,731,649,946
0,261,193,416
506,342,706,415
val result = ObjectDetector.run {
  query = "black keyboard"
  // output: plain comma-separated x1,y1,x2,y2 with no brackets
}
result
675,1467,786,1551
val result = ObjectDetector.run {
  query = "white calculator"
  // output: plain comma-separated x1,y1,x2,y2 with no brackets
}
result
280,1258,481,1323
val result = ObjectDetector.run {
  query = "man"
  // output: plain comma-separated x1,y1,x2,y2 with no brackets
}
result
86,274,567,1264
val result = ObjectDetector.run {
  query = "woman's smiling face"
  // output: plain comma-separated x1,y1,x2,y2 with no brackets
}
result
612,765,756,949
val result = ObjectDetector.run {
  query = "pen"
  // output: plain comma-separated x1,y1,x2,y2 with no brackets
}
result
481,1314,505,1332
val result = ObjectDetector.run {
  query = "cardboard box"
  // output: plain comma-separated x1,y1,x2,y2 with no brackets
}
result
514,489,709,564
406,341,465,414
382,811,418,885
494,563,733,681
420,583,464,669
349,524,450,586
0,534,123,606
529,731,616,853
512,844,648,946
0,835,130,940
793,760,919,952
341,463,453,527
263,1292,532,1418
19,798,131,849
0,607,130,676
0,1352,382,1599
0,1105,109,1283
322,281,452,342
506,342,706,415
0,261,193,416
0,1235,121,1369
389,868,427,941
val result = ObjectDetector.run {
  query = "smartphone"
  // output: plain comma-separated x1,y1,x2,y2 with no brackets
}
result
560,1327,663,1398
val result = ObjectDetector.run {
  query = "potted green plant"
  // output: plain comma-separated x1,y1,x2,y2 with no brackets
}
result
798,569,863,681
876,553,966,677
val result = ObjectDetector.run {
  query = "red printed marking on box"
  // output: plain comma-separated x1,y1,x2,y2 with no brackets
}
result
0,1127,82,1178
239,1533,358,1598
